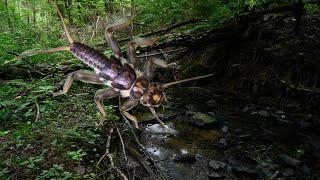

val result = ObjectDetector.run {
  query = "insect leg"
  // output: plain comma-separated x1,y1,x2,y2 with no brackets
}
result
53,70,103,97
127,37,154,69
94,89,120,118
120,99,139,128
105,16,133,59
144,58,176,79
149,107,175,134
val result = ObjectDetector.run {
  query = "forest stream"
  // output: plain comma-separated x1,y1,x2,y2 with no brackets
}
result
1,0,320,179
133,88,320,179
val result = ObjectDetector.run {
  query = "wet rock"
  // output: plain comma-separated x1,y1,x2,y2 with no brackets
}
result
208,172,224,179
242,106,250,112
216,138,227,148
258,110,271,117
144,123,176,134
262,167,273,177
275,110,285,114
278,154,301,166
282,168,295,176
191,112,217,127
209,160,226,170
221,125,228,133
286,103,301,110
232,165,259,177
173,154,196,163
302,165,311,174
299,121,311,129
206,99,218,107
186,104,198,113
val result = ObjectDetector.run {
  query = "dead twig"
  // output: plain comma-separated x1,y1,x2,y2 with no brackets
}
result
113,122,131,179
97,128,128,180
35,101,40,122
97,128,113,167
90,16,100,43
121,113,167,180
271,68,320,94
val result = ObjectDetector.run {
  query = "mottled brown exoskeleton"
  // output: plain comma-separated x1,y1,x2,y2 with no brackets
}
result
20,1,213,129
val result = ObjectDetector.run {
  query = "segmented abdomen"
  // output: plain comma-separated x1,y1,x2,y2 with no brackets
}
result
70,42,136,90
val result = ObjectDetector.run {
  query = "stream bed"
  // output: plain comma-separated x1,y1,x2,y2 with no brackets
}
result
136,88,320,179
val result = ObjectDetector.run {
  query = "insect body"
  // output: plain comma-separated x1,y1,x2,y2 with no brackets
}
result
20,1,213,128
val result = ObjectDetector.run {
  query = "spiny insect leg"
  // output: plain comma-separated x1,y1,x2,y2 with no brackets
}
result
127,37,154,69
120,99,139,128
105,16,133,59
149,107,175,135
94,89,120,118
144,58,175,79
53,70,103,97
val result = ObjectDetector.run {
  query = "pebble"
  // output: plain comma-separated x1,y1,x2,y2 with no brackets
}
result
232,165,259,176
283,168,295,176
258,110,271,117
174,154,196,163
208,160,226,170
278,154,301,166
221,125,228,133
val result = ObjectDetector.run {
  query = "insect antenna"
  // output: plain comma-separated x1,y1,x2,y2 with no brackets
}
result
50,0,74,44
19,46,70,58
161,74,213,88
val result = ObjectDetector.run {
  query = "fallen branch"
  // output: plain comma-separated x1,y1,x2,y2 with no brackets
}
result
97,19,204,47
35,101,40,122
271,69,320,94
6,52,46,76
97,128,128,180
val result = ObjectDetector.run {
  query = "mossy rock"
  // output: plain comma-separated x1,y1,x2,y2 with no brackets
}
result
190,112,217,127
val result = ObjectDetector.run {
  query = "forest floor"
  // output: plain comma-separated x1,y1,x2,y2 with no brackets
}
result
1,14,320,179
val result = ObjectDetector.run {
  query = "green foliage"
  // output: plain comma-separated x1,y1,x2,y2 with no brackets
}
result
66,149,87,162
304,3,320,14
36,164,73,180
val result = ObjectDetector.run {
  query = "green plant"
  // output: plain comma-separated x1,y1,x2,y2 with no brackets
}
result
36,164,73,180
304,3,320,15
66,149,87,162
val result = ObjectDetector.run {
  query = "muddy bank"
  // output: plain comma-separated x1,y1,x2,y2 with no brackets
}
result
169,15,320,114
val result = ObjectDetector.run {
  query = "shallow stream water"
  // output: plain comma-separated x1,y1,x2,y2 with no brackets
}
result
136,88,320,179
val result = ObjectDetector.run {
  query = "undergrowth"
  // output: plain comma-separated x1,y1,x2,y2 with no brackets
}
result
0,72,119,178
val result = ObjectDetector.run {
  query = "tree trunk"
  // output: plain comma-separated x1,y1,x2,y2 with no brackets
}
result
4,0,14,34
32,4,36,26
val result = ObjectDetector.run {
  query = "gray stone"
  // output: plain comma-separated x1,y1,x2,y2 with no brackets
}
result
221,126,228,133
209,160,226,170
278,154,301,166
242,106,250,112
206,99,218,107
192,112,217,124
283,168,295,176
258,110,271,117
